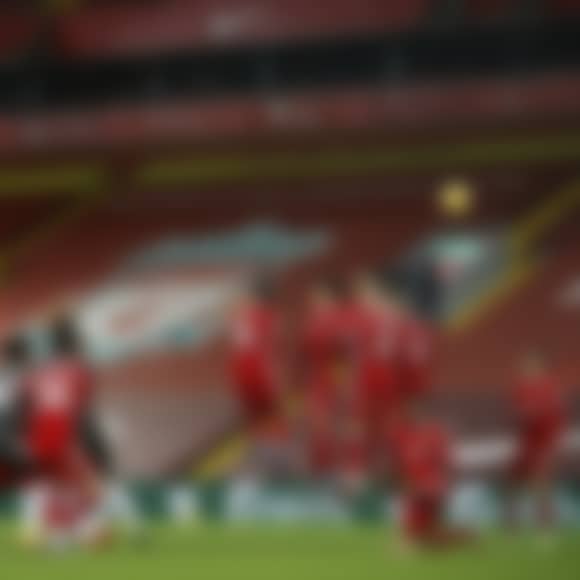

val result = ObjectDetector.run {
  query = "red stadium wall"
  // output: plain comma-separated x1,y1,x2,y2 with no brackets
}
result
54,0,429,59
0,8,41,62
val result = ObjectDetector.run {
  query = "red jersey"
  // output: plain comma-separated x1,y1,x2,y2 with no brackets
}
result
512,374,564,448
389,420,451,499
229,303,278,388
24,358,93,467
302,303,348,396
397,317,433,402
351,302,401,404
303,301,376,474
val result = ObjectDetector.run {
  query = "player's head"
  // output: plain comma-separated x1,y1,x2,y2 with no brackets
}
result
49,314,84,358
1,333,30,370
352,271,379,301
248,275,280,306
520,349,549,377
308,275,348,307
353,270,394,308
377,276,399,309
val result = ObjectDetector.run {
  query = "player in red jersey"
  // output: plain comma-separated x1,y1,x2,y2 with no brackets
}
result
23,316,107,548
228,279,282,425
388,403,473,550
396,304,434,405
301,278,348,476
349,274,403,470
506,351,566,528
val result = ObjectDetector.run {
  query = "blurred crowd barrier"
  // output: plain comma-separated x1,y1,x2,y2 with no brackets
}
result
1,73,580,153
3,1,580,62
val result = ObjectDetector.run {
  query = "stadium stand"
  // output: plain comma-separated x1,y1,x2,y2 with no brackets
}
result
54,0,430,58
439,200,580,392
1,71,579,154
0,7,41,62
0,198,68,247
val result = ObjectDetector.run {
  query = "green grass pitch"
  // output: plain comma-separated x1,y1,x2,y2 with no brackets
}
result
1,524,579,580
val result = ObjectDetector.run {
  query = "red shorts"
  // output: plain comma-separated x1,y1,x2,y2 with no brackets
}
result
307,387,340,475
512,424,562,481
355,387,398,460
33,442,95,483
309,434,337,475
235,381,276,422
512,441,558,482
404,495,443,538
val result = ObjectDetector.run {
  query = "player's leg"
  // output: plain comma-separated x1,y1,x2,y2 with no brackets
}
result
70,448,115,549
40,448,112,550
535,481,556,529
17,483,49,548
532,452,558,529
504,445,531,530
422,523,477,548
503,479,523,530
401,495,475,550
